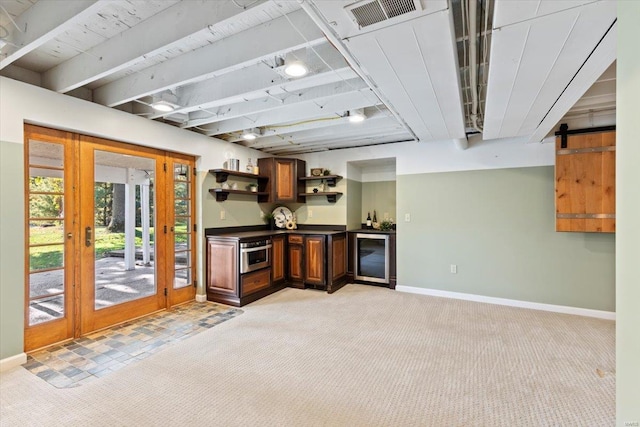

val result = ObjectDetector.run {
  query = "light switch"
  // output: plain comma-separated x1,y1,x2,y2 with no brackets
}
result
220,210,226,220
405,213,411,222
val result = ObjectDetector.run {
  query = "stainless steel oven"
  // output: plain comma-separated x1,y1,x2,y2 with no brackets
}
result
240,239,271,274
354,233,389,284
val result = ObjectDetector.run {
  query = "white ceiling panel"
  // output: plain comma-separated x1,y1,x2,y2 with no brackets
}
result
483,0,616,140
344,9,466,141
493,0,597,29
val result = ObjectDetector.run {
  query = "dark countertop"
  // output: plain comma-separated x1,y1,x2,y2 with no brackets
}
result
348,229,396,234
208,229,346,240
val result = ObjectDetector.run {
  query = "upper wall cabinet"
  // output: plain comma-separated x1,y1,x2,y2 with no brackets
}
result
555,126,615,233
258,158,305,204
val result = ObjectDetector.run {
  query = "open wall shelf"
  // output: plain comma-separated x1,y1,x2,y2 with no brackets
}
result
299,192,343,203
299,175,342,187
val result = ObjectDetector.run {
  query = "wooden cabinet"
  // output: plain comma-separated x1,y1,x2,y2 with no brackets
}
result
304,235,326,286
286,233,347,292
271,235,286,285
206,238,239,299
330,233,347,283
207,236,282,306
241,268,271,296
288,234,304,288
258,157,305,203
555,126,615,233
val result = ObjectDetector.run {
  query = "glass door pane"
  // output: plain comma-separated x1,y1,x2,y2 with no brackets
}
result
92,150,157,309
173,162,192,289
27,141,66,325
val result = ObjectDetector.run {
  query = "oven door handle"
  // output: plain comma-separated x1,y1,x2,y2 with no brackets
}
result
241,244,272,253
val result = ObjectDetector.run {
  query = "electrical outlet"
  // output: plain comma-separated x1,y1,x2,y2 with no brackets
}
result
308,209,313,218
405,213,411,222
220,210,225,220
450,264,457,274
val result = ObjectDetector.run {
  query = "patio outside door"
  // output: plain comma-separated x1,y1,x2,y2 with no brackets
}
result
24,126,197,352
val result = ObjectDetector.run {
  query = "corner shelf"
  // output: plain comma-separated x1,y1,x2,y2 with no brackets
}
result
209,168,268,183
299,192,343,203
208,188,269,202
299,174,342,187
208,169,269,202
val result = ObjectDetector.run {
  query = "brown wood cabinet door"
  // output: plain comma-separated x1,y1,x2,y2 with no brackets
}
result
275,159,295,201
288,244,303,282
271,235,286,284
207,238,238,296
305,236,325,285
555,131,615,232
331,234,347,281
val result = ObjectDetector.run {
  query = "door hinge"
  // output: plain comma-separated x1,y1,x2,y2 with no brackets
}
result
164,288,168,296
163,163,167,172
164,225,167,234
193,224,197,232
193,167,197,176
193,280,197,289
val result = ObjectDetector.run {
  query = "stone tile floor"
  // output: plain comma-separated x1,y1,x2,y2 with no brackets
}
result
23,302,242,389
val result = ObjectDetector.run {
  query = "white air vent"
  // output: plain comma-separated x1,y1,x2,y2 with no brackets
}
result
345,0,422,29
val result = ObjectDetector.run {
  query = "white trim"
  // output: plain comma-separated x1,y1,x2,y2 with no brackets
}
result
195,294,207,303
396,286,616,320
0,353,27,372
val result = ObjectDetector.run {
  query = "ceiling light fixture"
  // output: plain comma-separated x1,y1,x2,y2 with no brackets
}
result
241,128,261,141
348,108,366,123
284,60,308,77
151,100,176,112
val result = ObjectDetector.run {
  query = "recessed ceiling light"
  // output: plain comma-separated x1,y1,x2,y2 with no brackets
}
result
348,109,366,123
151,100,175,112
284,60,308,77
242,130,258,140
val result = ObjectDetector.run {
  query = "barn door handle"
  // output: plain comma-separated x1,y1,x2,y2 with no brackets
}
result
85,227,92,247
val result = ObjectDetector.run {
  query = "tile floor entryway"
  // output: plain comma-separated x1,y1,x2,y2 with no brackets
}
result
23,301,242,388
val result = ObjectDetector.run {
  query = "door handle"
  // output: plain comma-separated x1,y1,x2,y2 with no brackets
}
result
85,226,92,247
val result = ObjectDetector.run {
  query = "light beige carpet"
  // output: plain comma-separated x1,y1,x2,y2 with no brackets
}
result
0,285,615,426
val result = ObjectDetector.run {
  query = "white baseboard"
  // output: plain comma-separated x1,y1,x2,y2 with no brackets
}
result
195,294,207,303
395,286,616,320
0,353,27,372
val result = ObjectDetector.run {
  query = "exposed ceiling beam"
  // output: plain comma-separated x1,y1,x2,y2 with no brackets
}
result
0,0,107,70
201,89,381,136
528,21,616,143
260,122,407,151
241,108,394,147
40,0,274,93
178,79,367,129
91,7,325,107
264,132,411,155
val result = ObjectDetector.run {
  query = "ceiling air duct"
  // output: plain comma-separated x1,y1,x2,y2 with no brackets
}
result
345,0,422,29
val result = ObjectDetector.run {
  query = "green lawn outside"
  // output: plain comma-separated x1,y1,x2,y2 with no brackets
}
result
29,225,188,271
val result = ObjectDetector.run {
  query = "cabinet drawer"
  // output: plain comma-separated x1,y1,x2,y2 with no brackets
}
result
241,268,271,296
288,234,303,244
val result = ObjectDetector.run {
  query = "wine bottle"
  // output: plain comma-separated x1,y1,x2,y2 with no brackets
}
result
373,210,377,223
366,212,372,229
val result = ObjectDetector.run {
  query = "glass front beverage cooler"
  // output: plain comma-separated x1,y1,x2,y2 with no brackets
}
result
354,233,389,284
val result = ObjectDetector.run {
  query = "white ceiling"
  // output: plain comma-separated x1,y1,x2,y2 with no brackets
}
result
0,0,616,155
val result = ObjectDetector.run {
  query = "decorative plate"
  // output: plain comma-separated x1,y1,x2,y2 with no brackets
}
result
272,206,293,229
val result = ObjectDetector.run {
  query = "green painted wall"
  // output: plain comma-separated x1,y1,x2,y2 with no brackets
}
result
1,141,25,358
346,179,362,230
200,171,266,229
617,1,640,422
362,180,396,224
397,166,615,311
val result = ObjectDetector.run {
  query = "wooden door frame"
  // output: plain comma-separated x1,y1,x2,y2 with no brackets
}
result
78,135,168,334
23,125,78,352
165,153,197,307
